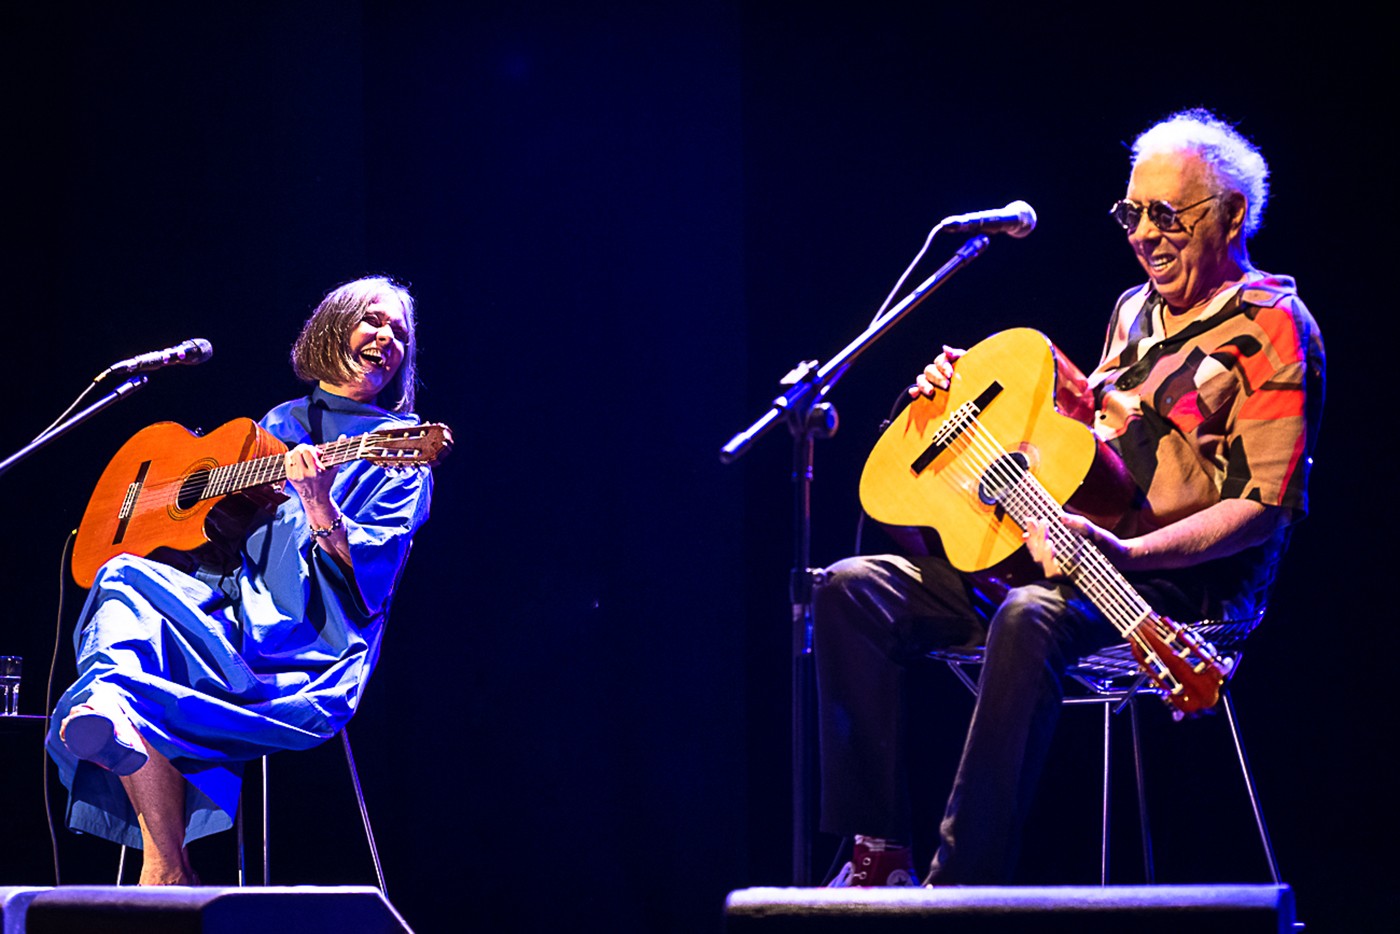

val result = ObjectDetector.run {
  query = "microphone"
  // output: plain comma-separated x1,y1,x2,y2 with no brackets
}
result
938,200,1037,238
100,339,214,379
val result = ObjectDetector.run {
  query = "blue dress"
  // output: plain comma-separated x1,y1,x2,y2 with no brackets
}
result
46,388,434,847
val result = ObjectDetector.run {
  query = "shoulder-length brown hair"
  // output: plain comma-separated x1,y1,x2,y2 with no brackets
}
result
291,276,418,413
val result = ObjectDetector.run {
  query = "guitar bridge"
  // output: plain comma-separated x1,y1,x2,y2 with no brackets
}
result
119,482,141,521
112,461,152,545
911,381,1003,474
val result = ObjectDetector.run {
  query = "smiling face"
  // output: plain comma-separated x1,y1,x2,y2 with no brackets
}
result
327,291,410,403
1124,150,1247,313
292,276,418,412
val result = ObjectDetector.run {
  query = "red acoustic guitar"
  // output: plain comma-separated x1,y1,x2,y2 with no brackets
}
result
860,328,1230,715
72,418,452,588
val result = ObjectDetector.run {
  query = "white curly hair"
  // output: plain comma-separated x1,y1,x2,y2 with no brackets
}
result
1132,108,1270,237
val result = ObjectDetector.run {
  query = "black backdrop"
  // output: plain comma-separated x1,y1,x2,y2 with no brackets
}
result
2,3,1389,931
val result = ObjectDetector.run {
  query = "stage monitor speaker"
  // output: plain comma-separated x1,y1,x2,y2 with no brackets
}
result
2,887,49,934
23,885,412,934
724,884,1296,934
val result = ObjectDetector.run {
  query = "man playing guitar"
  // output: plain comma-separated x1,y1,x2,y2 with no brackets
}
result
817,109,1325,887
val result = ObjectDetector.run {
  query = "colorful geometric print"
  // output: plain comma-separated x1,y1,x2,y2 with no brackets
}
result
1087,274,1325,536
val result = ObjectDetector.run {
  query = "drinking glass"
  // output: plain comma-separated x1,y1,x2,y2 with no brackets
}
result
0,656,21,715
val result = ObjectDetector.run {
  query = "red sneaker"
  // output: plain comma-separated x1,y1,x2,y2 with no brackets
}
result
828,836,919,887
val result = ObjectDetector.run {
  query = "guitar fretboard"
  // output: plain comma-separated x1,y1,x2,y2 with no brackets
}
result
940,404,1217,697
201,437,367,499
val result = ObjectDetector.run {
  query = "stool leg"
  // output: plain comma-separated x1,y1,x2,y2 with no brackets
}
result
236,792,246,886
1099,701,1111,885
116,844,128,885
1128,698,1155,883
341,728,387,893
261,755,270,886
1221,690,1282,883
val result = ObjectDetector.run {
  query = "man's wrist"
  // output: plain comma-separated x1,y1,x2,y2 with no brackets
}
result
1124,536,1154,569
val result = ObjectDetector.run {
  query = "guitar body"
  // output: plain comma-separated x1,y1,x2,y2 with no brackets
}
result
72,419,288,588
860,329,1229,714
861,328,1132,574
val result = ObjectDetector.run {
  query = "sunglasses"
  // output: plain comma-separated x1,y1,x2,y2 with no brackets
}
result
1109,195,1217,234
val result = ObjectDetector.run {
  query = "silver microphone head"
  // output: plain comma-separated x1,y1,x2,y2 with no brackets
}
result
1003,200,1037,238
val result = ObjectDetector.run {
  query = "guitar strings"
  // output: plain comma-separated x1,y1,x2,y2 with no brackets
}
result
938,408,1154,629
925,406,1184,687
960,421,1171,642
117,429,438,512
75,426,444,593
110,436,371,509
947,406,1162,631
949,411,1225,689
948,430,1177,687
207,436,366,498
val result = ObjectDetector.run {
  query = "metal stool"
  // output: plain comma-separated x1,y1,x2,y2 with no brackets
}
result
239,727,386,891
930,616,1281,885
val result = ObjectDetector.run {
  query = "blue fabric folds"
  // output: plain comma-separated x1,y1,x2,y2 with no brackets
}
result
47,388,433,848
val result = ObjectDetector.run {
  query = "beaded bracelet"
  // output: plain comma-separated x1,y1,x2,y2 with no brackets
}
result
309,514,344,538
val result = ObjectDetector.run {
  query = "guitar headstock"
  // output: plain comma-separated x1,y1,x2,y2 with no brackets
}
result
359,423,453,467
1129,613,1231,717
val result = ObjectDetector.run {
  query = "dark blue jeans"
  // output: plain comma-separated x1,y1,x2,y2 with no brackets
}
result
813,552,1197,884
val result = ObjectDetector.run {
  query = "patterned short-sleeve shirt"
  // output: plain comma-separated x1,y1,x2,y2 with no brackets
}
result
1089,273,1325,536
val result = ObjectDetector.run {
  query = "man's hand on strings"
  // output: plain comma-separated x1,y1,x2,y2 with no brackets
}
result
1023,514,1133,579
910,345,966,397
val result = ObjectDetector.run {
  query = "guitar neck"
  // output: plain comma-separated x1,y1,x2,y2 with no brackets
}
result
983,429,1231,708
202,436,366,500
995,471,1153,640
931,389,1154,638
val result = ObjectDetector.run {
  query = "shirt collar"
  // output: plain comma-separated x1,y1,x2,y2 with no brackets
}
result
310,384,391,416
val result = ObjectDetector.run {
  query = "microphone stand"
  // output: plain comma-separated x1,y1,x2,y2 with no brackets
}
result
720,234,991,884
0,377,148,480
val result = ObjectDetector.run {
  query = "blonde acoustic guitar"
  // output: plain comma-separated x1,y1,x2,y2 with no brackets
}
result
860,328,1228,715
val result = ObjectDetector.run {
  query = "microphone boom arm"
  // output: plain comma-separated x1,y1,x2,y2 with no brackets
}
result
716,231,991,884
0,376,149,480
720,233,991,463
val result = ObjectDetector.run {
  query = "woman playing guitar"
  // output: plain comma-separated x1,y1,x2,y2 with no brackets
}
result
48,276,446,886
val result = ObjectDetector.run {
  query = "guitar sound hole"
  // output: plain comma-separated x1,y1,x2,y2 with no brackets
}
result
177,471,210,510
977,451,1031,506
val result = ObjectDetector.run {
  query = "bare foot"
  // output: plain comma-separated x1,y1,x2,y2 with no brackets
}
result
60,699,148,775
139,853,201,886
